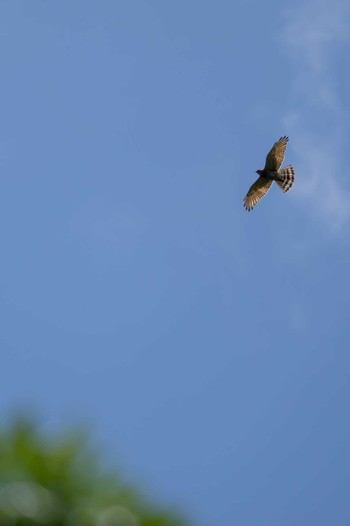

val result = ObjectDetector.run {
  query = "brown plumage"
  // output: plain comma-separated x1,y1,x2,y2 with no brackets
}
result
264,135,289,171
244,136,295,211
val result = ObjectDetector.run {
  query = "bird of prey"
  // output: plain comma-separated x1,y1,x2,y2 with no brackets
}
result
243,136,295,211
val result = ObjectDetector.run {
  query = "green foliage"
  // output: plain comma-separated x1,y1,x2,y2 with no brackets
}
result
0,417,188,526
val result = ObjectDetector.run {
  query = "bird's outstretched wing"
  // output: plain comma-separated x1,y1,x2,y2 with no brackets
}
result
264,136,289,171
243,177,273,211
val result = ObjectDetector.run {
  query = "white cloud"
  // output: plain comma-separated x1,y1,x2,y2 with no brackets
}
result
283,113,350,231
282,0,350,231
284,0,350,73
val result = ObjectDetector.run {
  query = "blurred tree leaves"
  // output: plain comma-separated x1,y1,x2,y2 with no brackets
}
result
0,417,189,526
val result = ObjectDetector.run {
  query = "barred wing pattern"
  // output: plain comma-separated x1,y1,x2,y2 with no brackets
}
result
264,136,289,171
243,177,273,211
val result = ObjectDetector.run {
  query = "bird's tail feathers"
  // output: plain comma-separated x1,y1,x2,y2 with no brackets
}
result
276,165,295,193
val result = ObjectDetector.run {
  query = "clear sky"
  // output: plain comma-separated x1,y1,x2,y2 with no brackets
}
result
1,1,350,525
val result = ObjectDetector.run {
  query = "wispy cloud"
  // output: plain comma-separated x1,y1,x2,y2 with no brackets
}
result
282,0,350,231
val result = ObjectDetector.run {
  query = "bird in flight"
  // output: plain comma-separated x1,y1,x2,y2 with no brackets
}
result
243,136,295,211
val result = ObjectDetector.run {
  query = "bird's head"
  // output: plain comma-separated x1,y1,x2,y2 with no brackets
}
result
256,169,263,176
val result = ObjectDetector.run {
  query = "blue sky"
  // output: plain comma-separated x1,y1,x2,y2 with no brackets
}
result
1,1,350,524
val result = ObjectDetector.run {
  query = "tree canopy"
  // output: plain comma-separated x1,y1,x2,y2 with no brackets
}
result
0,417,189,526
